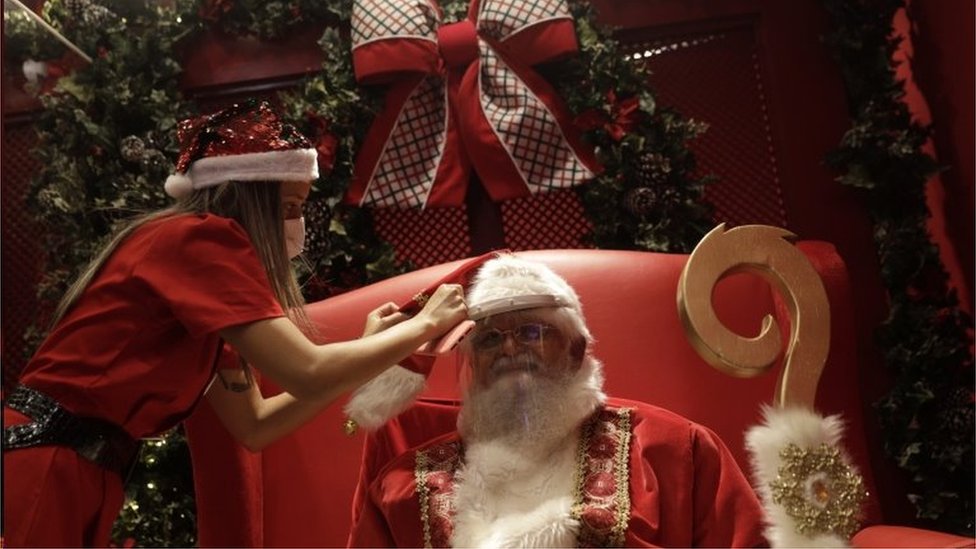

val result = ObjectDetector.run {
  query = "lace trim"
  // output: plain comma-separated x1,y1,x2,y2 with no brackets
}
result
571,407,633,547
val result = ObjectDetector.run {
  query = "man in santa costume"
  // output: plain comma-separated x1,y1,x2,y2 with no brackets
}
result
345,254,766,547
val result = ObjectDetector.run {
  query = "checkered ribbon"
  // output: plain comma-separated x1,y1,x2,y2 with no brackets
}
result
345,0,600,208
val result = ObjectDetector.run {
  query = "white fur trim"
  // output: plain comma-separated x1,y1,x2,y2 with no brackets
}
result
164,173,194,198
451,441,580,548
343,365,427,431
456,496,579,548
467,255,590,340
167,149,318,198
745,406,857,548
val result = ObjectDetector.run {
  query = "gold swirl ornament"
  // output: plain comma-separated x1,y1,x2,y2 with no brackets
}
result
680,224,867,544
677,223,830,409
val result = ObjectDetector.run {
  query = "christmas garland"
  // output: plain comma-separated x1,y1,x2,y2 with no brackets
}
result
820,0,974,535
4,0,712,544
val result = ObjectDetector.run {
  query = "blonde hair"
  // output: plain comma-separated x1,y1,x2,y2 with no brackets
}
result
52,180,310,332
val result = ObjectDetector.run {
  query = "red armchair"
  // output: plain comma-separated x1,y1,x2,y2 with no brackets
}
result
183,244,973,547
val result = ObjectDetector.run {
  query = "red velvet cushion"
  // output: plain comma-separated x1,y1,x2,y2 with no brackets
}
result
187,246,881,547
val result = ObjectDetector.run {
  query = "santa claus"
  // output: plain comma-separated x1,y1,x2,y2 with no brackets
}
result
345,254,766,547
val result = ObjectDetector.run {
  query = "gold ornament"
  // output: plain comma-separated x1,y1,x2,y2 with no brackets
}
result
677,224,831,409
770,442,867,539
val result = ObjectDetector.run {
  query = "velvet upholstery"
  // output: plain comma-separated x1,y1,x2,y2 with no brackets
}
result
183,246,971,548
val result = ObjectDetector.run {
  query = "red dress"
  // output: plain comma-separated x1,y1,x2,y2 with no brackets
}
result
348,399,766,548
3,214,284,548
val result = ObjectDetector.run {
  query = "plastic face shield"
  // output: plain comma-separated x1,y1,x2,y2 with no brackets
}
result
414,294,569,357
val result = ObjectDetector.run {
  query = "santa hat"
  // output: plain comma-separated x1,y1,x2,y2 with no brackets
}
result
465,254,590,341
164,99,318,199
344,253,587,433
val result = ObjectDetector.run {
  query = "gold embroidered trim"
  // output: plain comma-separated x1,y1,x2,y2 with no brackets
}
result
416,410,634,548
413,442,462,547
769,442,866,539
570,412,596,523
610,408,633,545
570,407,634,547
415,450,433,549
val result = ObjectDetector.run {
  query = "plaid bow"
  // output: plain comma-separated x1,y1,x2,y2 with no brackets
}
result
345,0,600,208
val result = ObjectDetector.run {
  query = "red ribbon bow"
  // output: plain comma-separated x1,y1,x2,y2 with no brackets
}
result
345,0,600,208
574,90,642,142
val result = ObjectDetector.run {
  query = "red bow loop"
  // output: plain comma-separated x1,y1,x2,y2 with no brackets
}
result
347,0,601,208
573,90,643,142
350,0,442,83
474,0,579,66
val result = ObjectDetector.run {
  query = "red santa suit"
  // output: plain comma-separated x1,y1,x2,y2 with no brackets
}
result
3,214,284,547
348,397,766,548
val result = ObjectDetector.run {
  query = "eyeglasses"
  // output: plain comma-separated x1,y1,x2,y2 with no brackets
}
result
470,323,556,351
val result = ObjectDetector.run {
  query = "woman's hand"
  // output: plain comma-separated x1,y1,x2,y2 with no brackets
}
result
414,283,468,337
222,284,467,401
362,302,407,337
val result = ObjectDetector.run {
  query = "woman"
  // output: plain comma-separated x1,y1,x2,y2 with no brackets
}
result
2,100,467,547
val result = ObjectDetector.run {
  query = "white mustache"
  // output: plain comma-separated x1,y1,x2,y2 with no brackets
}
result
490,353,543,375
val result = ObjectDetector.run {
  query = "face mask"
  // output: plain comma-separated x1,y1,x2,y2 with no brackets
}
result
284,216,305,259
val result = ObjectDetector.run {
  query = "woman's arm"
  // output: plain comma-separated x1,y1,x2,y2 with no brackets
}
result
207,301,420,451
205,371,330,452
219,283,466,402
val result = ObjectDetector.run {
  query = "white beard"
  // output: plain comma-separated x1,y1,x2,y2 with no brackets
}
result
458,352,605,449
450,355,606,548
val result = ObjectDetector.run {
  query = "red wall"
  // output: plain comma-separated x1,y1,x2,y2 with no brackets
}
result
905,0,975,312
